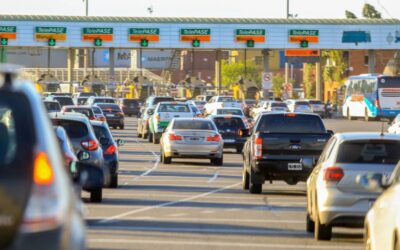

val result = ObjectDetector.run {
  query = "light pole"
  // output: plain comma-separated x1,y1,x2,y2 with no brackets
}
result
83,0,89,75
286,0,289,18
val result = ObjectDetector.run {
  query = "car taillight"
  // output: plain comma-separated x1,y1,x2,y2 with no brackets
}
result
104,144,117,155
254,136,263,159
324,167,344,182
168,133,183,141
21,152,64,233
207,134,221,142
89,117,96,120
81,139,98,151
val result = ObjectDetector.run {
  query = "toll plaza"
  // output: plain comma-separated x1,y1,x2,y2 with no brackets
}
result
0,15,399,100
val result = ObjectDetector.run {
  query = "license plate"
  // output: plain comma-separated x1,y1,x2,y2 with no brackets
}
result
288,163,302,171
187,137,201,141
223,139,235,143
106,114,114,117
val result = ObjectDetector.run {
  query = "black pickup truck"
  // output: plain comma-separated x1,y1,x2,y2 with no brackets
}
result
242,113,333,194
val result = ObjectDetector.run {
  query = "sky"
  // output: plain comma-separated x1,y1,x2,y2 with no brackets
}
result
0,0,399,19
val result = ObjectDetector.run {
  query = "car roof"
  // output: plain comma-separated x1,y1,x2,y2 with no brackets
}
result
157,101,187,105
44,100,59,103
172,118,211,122
90,120,107,127
215,107,241,110
259,112,321,117
62,105,93,109
209,115,244,119
49,112,90,122
335,132,400,141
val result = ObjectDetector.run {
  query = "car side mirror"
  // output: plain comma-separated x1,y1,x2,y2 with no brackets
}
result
327,130,334,136
77,151,90,161
116,139,125,146
99,137,110,145
356,173,389,192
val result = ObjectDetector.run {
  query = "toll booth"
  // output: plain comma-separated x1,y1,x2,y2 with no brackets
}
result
133,75,154,101
178,76,207,99
35,73,61,93
231,78,260,100
81,75,106,95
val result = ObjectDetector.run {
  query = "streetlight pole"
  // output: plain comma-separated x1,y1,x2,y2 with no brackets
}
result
286,0,290,18
285,0,290,86
84,0,89,76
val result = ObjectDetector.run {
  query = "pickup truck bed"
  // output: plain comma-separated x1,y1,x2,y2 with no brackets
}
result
242,113,332,194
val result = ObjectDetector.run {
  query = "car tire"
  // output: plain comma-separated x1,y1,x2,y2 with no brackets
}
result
249,169,262,194
306,213,315,233
90,188,103,203
120,125,125,130
211,156,223,166
148,132,153,142
109,174,118,188
162,151,172,164
364,226,372,250
153,134,160,144
113,126,117,129
143,132,148,139
242,163,250,190
314,209,332,241
236,147,243,153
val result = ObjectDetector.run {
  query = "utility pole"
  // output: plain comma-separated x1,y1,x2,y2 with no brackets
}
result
284,0,290,86
286,0,290,18
84,0,89,76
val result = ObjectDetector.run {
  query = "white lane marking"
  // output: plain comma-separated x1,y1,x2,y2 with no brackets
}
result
200,210,215,214
99,182,241,223
168,213,187,217
207,171,219,183
133,151,160,180
88,238,362,249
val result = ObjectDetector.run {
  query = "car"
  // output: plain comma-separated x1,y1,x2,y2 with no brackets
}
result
92,105,106,122
143,96,175,112
43,100,61,113
362,161,400,250
61,105,96,120
306,132,400,241
54,126,79,181
118,98,140,116
388,114,400,134
286,100,313,113
266,101,289,112
209,107,245,117
76,97,89,105
91,121,124,188
308,99,326,117
209,115,249,153
137,107,154,139
160,118,223,165
50,112,106,202
204,96,241,115
0,66,85,249
240,99,257,117
72,92,97,99
148,102,194,144
195,95,213,102
46,95,74,108
242,113,333,194
251,101,268,117
194,101,207,113
95,103,125,129
189,103,202,117
86,96,116,106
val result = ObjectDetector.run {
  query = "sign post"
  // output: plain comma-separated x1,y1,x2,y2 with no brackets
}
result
235,29,266,47
289,29,319,47
180,29,211,47
262,72,273,90
82,28,113,46
129,28,160,47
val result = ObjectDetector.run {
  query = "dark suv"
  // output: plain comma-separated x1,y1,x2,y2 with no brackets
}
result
119,98,140,116
0,66,85,249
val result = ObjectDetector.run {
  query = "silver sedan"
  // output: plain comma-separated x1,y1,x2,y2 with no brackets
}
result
160,118,224,165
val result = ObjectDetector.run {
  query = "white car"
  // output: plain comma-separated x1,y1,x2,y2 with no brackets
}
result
388,114,400,134
209,108,245,117
307,99,326,117
286,100,312,113
86,96,116,106
204,96,241,115
362,161,400,250
251,101,269,117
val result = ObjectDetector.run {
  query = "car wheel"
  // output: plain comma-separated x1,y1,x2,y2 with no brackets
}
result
211,156,223,166
109,174,118,188
120,125,125,130
153,134,160,144
365,109,369,122
306,213,315,233
364,226,372,250
314,207,332,241
113,126,117,129
236,147,243,154
249,169,262,194
162,151,172,164
242,163,250,190
90,188,103,203
148,132,153,142
143,132,148,139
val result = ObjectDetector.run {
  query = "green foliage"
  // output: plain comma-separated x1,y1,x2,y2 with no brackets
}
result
303,63,315,99
322,50,347,83
362,3,382,19
272,74,285,97
345,10,357,19
221,60,262,88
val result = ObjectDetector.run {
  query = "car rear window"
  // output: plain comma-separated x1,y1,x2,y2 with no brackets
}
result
97,104,121,112
295,101,310,106
0,93,35,168
213,117,245,130
309,100,322,105
44,102,61,111
271,102,287,108
337,140,400,164
93,125,112,141
218,97,235,102
216,109,243,116
94,98,115,104
65,108,94,118
52,119,88,138
77,97,88,105
123,99,139,107
79,93,96,97
159,104,190,113
173,120,215,130
153,97,174,105
54,97,74,107
257,114,326,134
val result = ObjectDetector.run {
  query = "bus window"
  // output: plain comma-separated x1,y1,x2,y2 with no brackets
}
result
346,80,353,96
353,80,361,95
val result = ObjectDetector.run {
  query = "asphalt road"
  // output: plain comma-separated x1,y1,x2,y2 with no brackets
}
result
85,118,383,250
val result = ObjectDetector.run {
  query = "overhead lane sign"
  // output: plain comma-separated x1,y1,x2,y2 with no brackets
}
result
289,29,319,43
0,26,17,46
129,28,160,47
236,29,265,47
82,28,113,46
35,27,67,41
180,29,211,47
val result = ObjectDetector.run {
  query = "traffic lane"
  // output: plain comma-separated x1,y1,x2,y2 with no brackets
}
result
323,118,384,133
86,117,363,250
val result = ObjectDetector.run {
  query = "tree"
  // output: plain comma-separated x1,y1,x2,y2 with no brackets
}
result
303,63,315,99
362,3,382,19
272,74,284,97
322,50,347,83
345,10,357,19
220,60,261,88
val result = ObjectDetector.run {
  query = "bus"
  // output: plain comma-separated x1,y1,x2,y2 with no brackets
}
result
342,74,400,121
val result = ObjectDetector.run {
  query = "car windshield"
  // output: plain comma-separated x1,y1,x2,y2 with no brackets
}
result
213,117,245,131
173,120,215,130
216,109,243,116
44,102,61,111
153,97,174,105
195,101,206,106
123,99,139,107
218,97,235,102
158,104,190,113
65,108,94,118
97,104,121,112
257,114,326,134
52,119,88,138
79,93,96,97
337,140,400,164
295,101,310,106
54,97,74,107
